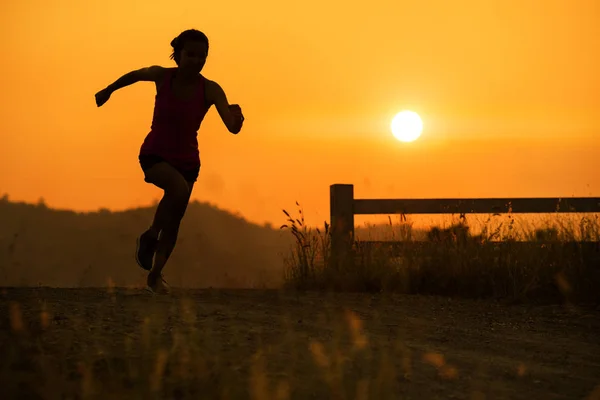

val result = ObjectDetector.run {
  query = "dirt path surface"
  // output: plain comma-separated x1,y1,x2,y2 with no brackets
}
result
1,288,599,400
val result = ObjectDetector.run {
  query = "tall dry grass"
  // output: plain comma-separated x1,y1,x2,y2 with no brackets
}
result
281,204,600,304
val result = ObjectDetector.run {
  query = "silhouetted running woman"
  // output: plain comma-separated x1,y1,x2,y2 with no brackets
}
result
95,29,244,294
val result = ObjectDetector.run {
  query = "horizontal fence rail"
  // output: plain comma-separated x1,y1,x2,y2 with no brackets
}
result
353,197,600,215
329,184,600,263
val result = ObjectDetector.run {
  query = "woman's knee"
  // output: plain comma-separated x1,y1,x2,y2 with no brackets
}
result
164,185,191,219
171,185,191,207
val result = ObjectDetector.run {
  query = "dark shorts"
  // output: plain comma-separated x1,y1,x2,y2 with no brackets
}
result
138,154,200,183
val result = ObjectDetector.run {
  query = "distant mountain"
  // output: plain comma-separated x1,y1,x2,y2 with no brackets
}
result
0,197,293,288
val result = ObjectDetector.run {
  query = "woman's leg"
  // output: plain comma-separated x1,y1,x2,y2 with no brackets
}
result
150,197,170,234
141,162,195,291
151,183,194,281
136,156,173,270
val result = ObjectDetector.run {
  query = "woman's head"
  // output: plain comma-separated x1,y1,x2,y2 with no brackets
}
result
170,29,209,74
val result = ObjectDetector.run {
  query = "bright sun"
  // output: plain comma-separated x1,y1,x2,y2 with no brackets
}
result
391,110,423,142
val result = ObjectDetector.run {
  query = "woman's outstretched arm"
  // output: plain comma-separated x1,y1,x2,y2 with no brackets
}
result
95,66,165,107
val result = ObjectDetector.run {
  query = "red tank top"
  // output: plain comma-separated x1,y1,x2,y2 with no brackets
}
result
140,68,210,170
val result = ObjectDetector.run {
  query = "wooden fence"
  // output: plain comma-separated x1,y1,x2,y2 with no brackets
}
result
329,184,600,261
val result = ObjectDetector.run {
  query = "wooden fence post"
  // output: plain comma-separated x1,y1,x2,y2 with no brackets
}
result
330,184,355,266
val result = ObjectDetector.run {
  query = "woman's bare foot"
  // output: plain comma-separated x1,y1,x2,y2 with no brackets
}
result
146,273,170,294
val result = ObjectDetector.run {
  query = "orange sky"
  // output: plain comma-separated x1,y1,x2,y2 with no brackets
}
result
1,0,599,227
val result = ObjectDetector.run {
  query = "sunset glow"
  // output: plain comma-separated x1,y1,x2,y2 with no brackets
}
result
0,0,598,226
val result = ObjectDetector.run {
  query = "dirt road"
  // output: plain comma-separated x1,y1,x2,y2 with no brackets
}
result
1,288,599,399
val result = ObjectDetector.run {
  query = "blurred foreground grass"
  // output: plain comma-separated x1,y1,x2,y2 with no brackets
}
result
1,288,599,399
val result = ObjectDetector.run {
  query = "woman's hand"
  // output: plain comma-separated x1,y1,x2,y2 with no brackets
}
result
95,88,112,107
228,104,244,130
